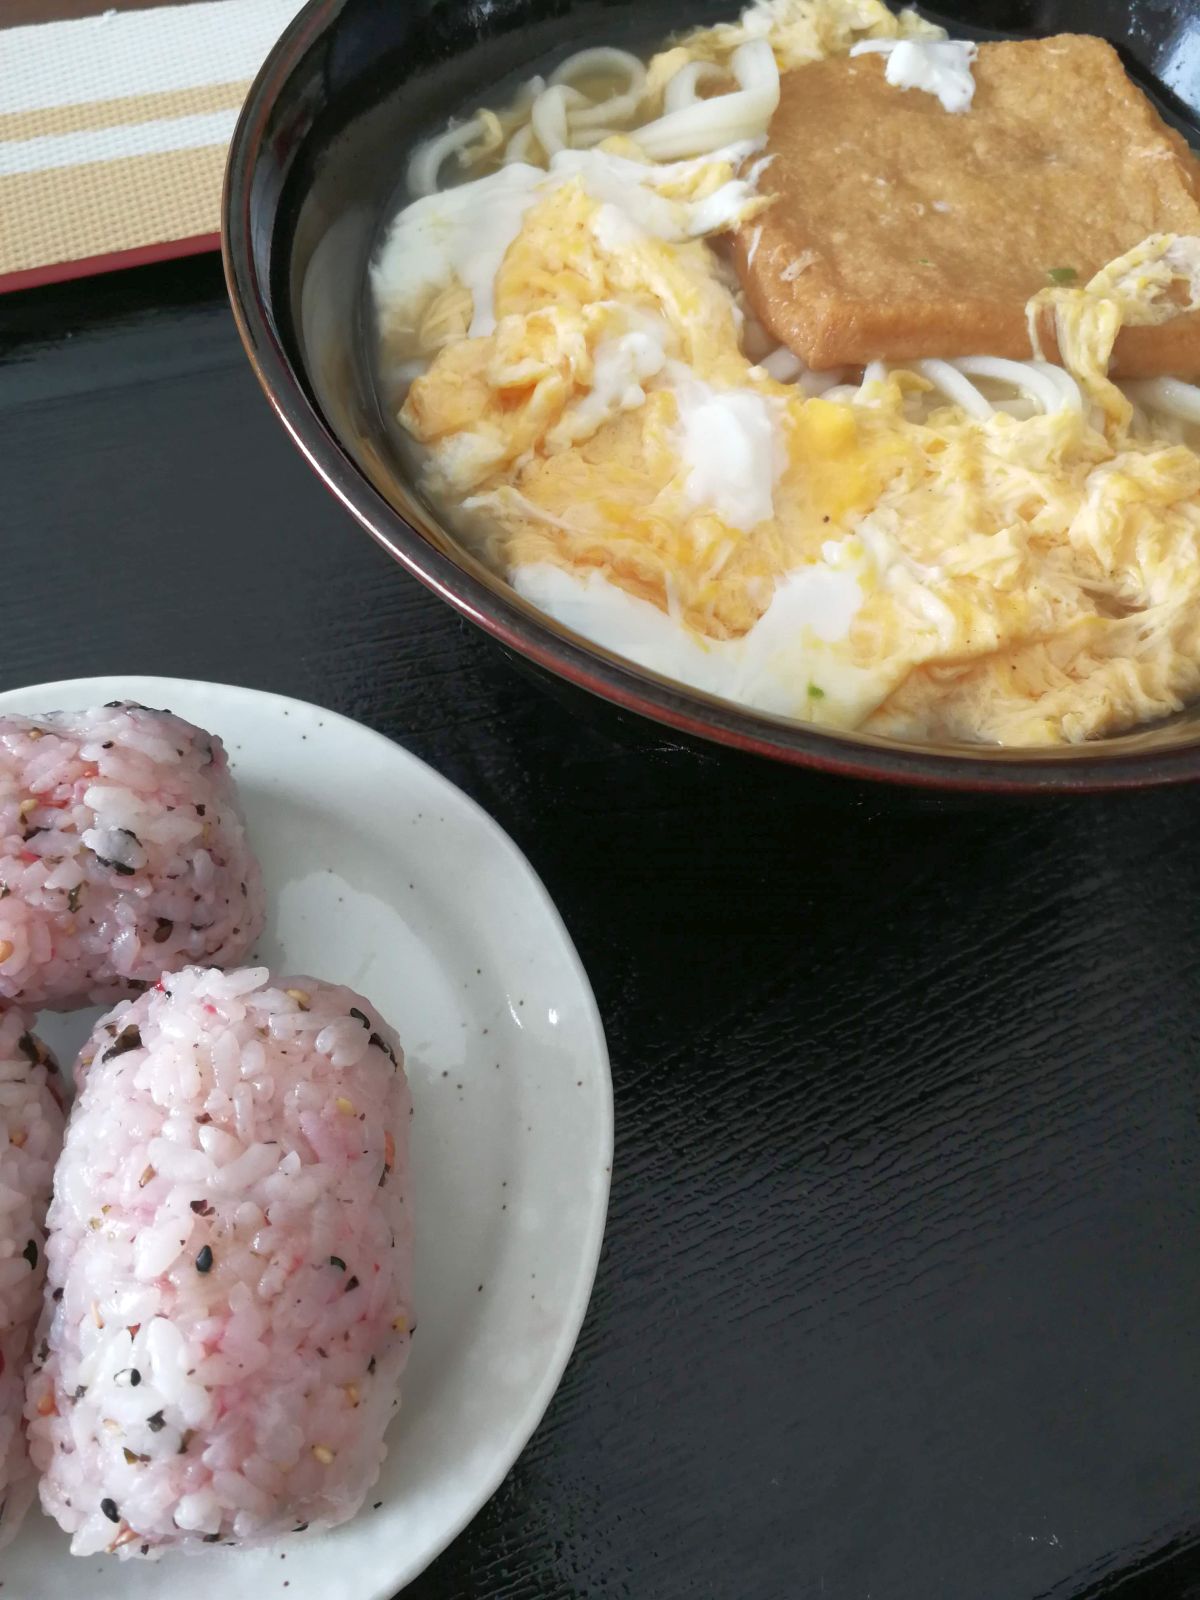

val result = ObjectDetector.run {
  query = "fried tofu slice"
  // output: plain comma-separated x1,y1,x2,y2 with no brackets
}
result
733,35,1200,375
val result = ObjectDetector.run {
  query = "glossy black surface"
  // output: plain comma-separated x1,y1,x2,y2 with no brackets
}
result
3,255,1200,1598
221,0,1200,789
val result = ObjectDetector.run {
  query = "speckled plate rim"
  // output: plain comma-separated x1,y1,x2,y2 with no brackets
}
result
1,675,613,1600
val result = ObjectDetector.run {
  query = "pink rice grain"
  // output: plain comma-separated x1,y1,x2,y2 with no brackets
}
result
0,1004,64,1553
0,702,265,1010
27,966,414,1557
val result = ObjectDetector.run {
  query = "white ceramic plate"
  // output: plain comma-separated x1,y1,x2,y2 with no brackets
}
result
1,677,612,1600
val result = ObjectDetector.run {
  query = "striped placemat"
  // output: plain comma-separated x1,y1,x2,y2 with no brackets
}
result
0,0,306,292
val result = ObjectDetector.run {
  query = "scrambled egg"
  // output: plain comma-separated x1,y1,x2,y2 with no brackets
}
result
399,172,893,637
380,8,1200,747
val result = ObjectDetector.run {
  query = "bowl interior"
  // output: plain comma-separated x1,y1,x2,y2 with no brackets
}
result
226,0,1200,787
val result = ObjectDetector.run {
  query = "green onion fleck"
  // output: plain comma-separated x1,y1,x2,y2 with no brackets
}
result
1047,266,1078,285
807,684,825,701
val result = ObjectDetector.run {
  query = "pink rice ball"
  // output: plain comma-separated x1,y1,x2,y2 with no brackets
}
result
0,702,265,1010
0,1004,64,1553
27,966,413,1557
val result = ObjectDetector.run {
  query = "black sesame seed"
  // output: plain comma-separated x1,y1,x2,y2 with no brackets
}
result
102,1026,142,1062
22,1239,37,1269
93,854,136,877
189,1199,207,1214
345,1276,359,1293
141,1544,149,1555
72,1385,87,1402
368,1032,398,1066
130,1369,141,1387
293,1523,308,1533
147,1411,165,1432
52,1286,63,1301
367,1357,376,1375
203,1532,221,1543
152,918,174,944
196,804,206,817
329,1256,346,1271
17,1032,42,1067
195,1245,214,1274
100,1498,120,1524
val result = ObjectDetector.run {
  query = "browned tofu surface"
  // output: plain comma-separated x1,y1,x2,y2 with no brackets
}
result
733,34,1200,375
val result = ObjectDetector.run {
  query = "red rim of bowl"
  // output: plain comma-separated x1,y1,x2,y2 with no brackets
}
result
221,0,1200,795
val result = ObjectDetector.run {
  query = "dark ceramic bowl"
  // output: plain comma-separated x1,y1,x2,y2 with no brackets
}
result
223,0,1200,794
